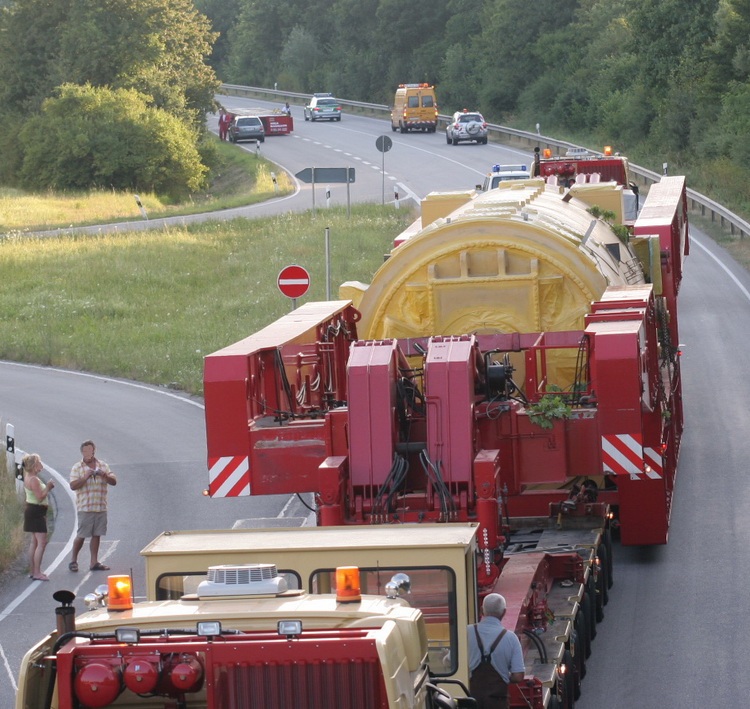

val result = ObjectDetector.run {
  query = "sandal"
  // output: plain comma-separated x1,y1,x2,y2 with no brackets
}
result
68,561,78,572
90,562,110,571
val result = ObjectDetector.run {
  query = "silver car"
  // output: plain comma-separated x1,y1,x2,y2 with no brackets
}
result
228,116,265,143
446,111,488,145
304,96,342,122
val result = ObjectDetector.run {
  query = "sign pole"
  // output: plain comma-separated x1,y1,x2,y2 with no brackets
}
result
325,227,331,300
381,150,385,205
375,136,393,205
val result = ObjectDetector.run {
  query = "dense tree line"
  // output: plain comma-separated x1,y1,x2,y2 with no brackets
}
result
1,0,749,206
0,0,219,198
197,0,750,206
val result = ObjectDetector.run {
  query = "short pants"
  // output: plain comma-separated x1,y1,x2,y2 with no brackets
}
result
76,511,107,538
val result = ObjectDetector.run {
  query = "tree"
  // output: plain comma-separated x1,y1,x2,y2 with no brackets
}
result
0,0,219,125
280,26,321,91
18,84,208,198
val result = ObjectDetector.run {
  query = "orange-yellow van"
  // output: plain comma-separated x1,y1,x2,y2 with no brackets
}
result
390,83,438,133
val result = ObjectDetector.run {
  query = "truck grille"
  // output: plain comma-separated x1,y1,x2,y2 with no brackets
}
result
215,658,387,708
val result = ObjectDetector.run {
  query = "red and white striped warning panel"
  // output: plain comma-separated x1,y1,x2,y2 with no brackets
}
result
209,456,250,497
602,434,663,480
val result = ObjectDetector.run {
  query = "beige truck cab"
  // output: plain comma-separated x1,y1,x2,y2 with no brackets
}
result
16,525,479,709
391,83,439,133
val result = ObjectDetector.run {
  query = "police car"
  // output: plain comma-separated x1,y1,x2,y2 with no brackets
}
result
476,164,532,191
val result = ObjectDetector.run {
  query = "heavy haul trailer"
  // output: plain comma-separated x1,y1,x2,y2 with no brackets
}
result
202,168,688,706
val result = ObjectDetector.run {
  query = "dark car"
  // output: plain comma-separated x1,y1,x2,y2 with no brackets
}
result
228,116,265,143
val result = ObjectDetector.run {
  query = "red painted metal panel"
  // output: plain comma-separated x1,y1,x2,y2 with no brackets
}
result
55,631,387,709
425,336,476,484
347,340,399,488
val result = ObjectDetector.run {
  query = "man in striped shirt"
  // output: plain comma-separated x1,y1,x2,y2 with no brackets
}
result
68,440,117,572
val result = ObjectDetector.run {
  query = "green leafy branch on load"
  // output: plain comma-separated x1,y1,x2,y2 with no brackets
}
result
587,205,631,244
526,385,573,429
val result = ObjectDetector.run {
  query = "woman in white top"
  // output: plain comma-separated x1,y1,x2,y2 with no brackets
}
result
22,453,55,581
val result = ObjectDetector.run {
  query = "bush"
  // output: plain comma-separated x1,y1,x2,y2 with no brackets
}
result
18,84,208,199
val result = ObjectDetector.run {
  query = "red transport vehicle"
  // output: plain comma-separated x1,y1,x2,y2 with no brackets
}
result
226,107,294,136
200,156,689,706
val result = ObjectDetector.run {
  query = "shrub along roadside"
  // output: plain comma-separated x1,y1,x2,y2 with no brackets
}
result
0,138,293,232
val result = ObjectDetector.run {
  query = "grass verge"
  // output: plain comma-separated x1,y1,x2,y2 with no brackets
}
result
0,205,414,394
0,445,25,573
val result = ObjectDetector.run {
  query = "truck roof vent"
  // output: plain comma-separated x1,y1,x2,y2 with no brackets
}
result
198,563,288,598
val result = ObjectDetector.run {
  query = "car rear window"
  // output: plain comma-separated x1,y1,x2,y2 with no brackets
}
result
318,99,338,106
422,96,434,107
237,117,261,126
459,114,483,123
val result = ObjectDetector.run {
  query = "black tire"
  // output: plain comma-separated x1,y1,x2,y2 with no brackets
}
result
548,697,562,709
575,610,590,666
597,544,610,605
580,593,593,660
584,576,597,638
482,137,488,144
399,123,406,134
452,137,459,146
304,114,309,121
446,134,452,144
336,116,341,121
595,564,605,623
259,137,264,143
604,527,614,589
563,650,580,709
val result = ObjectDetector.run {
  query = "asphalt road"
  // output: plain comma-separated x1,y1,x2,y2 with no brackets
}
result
2,102,750,707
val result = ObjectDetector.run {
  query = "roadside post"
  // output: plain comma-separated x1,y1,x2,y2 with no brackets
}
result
134,195,148,220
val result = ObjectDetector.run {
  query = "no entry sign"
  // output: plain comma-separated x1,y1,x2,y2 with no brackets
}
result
277,264,310,299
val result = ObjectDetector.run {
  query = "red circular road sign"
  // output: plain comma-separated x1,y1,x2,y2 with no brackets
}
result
277,264,311,299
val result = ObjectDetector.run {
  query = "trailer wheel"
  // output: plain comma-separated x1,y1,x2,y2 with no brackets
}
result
563,648,578,704
580,593,594,649
595,564,606,623
575,611,589,671
597,544,610,605
604,527,614,589
584,576,597,637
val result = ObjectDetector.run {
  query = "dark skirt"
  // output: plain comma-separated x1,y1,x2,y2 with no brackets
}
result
24,503,48,533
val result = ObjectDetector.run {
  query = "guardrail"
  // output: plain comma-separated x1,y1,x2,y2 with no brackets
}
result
220,83,750,239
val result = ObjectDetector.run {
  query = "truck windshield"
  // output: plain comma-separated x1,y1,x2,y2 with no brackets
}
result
312,565,458,676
